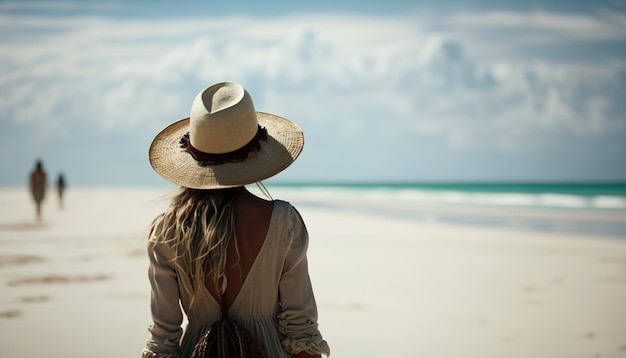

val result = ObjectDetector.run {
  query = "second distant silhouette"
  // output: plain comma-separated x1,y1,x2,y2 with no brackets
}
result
57,173,66,209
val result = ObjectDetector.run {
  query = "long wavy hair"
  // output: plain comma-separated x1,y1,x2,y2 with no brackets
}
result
149,187,239,308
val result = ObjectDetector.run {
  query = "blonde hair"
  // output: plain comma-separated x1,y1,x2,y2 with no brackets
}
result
149,186,239,307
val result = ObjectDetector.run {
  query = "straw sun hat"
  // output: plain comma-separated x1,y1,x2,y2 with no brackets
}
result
149,82,304,189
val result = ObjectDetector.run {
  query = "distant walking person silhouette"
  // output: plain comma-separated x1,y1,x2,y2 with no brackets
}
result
29,160,47,221
56,173,66,209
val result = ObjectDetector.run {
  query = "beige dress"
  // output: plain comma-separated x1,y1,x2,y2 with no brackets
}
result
142,200,330,357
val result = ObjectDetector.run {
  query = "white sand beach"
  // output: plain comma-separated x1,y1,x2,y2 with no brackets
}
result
1,187,625,357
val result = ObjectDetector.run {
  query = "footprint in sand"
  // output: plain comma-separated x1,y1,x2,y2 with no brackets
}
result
6,274,110,286
0,222,48,231
21,295,50,303
0,310,21,318
0,255,45,267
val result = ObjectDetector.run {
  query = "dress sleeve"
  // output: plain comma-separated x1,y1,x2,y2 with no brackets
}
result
141,232,184,358
278,205,330,356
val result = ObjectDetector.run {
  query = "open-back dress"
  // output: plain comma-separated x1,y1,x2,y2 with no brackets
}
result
142,200,330,357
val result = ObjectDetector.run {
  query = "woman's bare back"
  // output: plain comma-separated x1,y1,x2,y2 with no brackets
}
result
205,188,274,306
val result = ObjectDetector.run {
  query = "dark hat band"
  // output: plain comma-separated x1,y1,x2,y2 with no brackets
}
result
179,125,268,166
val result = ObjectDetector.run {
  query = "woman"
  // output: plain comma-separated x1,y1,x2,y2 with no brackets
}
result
142,82,330,357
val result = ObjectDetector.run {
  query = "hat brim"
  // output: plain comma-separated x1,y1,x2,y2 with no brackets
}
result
149,112,304,189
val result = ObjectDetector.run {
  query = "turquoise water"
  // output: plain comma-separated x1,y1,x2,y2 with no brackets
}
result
269,182,626,210
266,182,626,238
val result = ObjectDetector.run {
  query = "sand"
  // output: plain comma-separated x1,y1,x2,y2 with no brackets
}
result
0,187,625,357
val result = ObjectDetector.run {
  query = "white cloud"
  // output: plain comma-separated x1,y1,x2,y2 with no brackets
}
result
1,5,625,183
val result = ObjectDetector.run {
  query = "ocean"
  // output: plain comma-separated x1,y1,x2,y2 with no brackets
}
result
266,182,626,238
269,182,626,210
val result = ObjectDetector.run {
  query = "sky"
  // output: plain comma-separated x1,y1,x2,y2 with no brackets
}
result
1,0,625,187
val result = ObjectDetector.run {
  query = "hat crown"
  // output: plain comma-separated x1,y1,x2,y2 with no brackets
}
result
189,82,258,154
